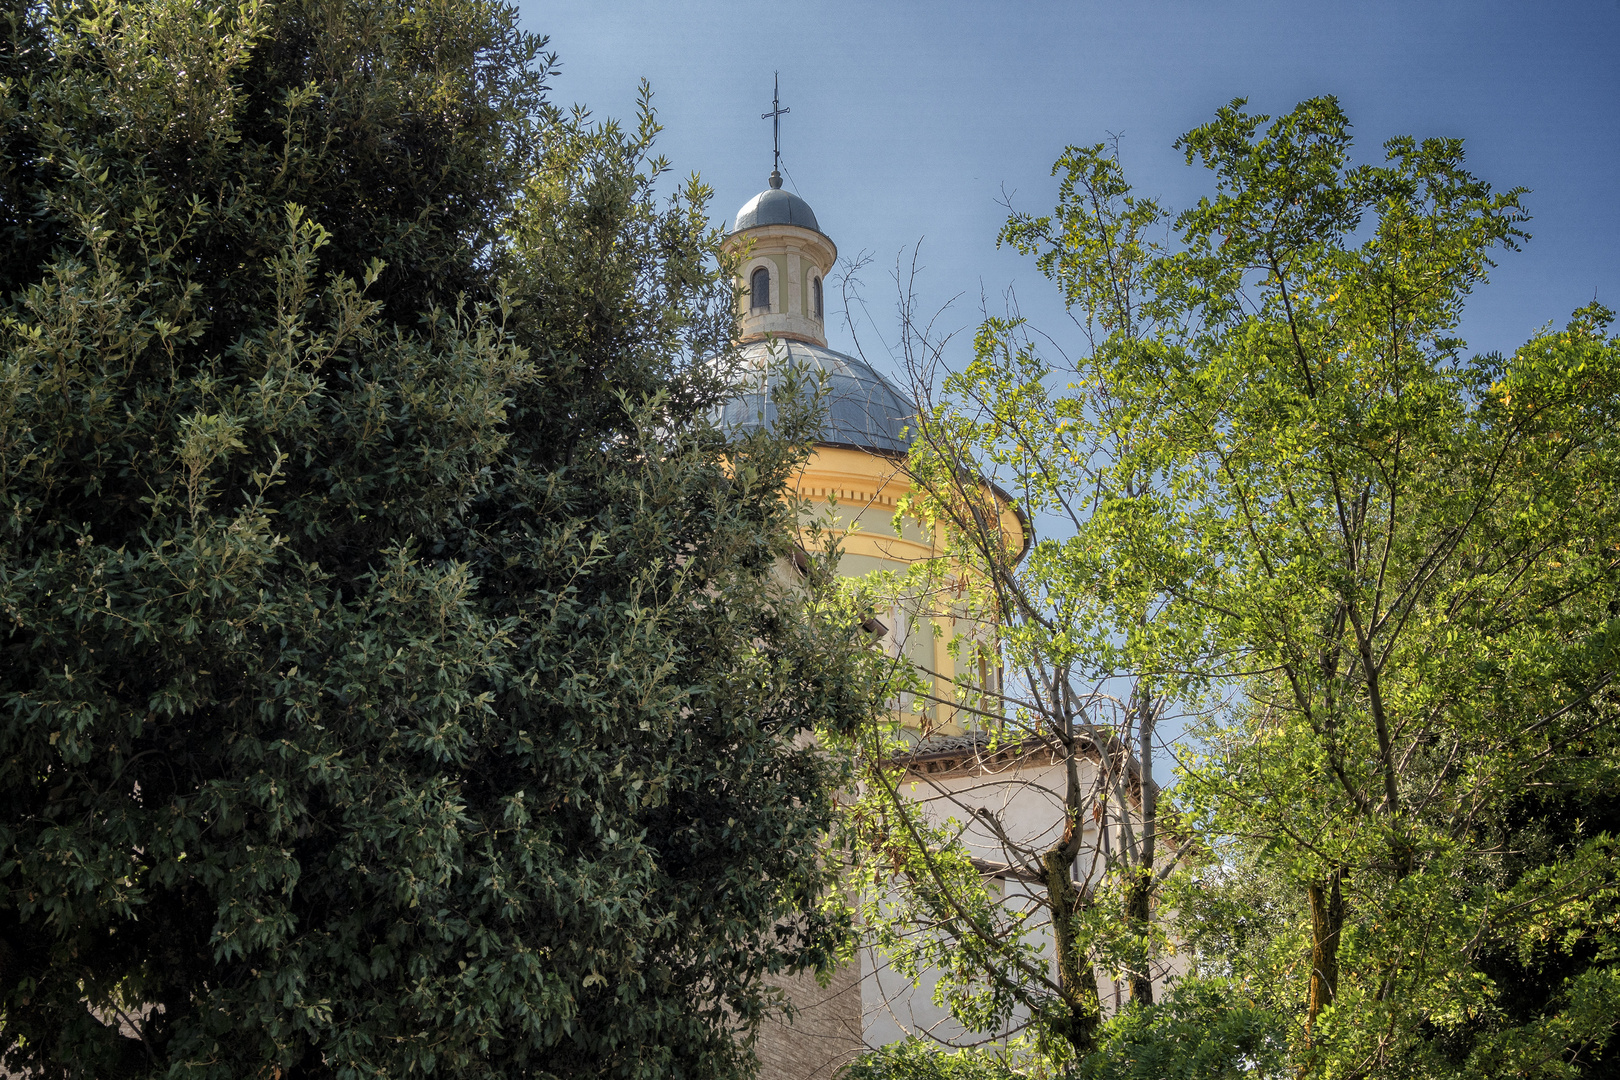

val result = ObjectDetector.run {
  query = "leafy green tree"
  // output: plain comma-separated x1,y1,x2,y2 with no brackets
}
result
844,1039,1032,1080
834,163,1199,1069
1454,755,1620,1078
1114,101,1620,1080
0,2,874,1077
852,96,1619,1079
838,636,1181,1066
1075,978,1288,1080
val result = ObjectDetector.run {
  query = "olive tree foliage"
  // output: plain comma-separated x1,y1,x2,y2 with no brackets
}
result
0,2,877,1078
846,97,1620,1079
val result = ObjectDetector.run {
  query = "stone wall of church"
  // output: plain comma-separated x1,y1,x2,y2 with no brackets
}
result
755,959,864,1080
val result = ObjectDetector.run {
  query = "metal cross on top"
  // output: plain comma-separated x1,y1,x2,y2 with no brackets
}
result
761,72,790,175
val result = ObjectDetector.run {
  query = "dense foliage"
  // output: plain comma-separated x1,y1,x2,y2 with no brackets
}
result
852,97,1619,1079
0,2,875,1077
845,1040,1031,1080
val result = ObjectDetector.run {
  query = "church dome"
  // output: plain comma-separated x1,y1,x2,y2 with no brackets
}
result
733,172,823,234
719,339,915,455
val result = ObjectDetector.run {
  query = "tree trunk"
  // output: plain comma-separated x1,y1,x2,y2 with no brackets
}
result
1043,847,1103,1056
1124,869,1154,1006
1128,684,1156,1006
1306,867,1344,1033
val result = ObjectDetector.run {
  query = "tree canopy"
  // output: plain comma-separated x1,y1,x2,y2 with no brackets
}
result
847,97,1620,1080
0,2,876,1077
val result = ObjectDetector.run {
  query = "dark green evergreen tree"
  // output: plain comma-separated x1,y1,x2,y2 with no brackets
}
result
0,2,875,1076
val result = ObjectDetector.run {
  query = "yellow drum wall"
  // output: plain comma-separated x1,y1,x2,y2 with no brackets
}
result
793,445,1019,736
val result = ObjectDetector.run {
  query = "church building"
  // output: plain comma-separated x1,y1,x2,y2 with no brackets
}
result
718,113,1171,1078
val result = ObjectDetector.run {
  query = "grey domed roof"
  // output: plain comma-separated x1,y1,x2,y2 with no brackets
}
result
718,339,915,455
733,173,822,234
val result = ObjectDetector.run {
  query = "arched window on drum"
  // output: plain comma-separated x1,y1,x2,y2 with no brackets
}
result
812,275,823,319
750,266,771,311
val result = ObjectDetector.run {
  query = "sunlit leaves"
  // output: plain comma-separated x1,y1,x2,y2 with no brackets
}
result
881,95,1619,1079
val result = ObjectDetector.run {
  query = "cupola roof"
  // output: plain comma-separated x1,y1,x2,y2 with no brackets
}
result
733,170,823,234
719,339,916,455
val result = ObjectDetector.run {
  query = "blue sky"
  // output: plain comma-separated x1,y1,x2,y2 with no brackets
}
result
519,0,1618,373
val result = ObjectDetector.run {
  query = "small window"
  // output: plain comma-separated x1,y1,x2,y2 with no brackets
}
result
750,266,771,311
812,275,823,319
